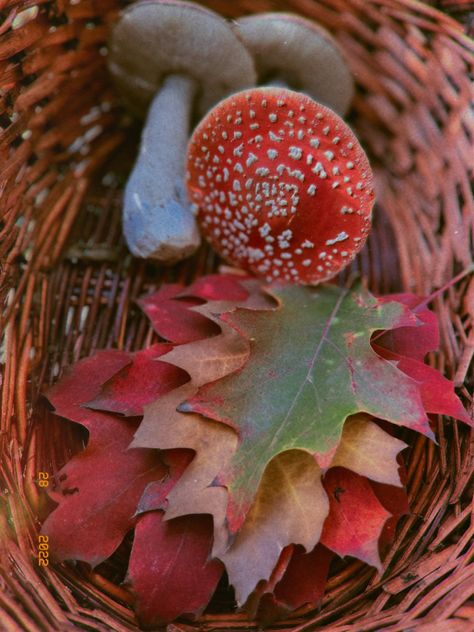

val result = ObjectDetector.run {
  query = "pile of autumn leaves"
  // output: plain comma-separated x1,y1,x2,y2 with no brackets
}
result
42,272,471,627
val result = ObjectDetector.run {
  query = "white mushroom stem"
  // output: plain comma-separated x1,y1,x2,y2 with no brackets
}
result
266,77,290,89
123,73,201,262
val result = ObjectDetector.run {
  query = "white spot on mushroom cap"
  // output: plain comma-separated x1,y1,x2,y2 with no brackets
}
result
326,231,349,245
289,146,303,160
246,153,258,167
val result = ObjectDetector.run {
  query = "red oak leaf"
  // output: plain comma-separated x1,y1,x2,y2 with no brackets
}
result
42,274,470,626
373,345,472,424
41,413,166,566
370,479,410,555
182,273,250,302
86,344,189,416
126,450,223,627
129,512,223,627
137,274,253,344
42,351,192,569
245,546,294,620
137,283,220,343
46,350,131,430
376,294,438,361
253,544,333,624
320,467,391,570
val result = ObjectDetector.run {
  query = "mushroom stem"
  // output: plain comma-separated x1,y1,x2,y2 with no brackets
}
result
123,73,201,262
265,77,290,89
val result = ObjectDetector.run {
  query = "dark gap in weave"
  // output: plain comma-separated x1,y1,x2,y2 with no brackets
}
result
9,50,26,65
27,153,38,166
445,72,462,96
13,252,27,266
456,183,466,211
0,112,11,128
86,18,103,28
47,13,70,26
437,201,447,236
10,134,23,149
21,72,38,88
63,38,80,51
429,106,445,132
461,121,472,145
204,573,236,614
436,94,452,121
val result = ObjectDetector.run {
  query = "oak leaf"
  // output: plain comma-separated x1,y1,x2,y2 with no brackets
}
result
129,513,222,627
86,344,188,416
373,345,471,423
42,349,221,623
46,349,131,430
41,274,470,625
127,451,223,627
376,293,439,361
182,284,433,532
132,278,276,555
42,351,167,566
137,283,218,343
219,450,329,605
320,467,391,570
328,414,407,484
137,273,252,344
370,479,410,555
253,544,333,624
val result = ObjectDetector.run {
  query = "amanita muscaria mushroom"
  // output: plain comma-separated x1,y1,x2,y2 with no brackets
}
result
108,0,256,263
186,88,374,285
236,13,354,117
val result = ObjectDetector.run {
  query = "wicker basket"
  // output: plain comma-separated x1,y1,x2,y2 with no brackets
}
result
1,1,473,630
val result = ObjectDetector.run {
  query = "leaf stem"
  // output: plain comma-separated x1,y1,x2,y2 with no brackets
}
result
412,263,474,313
372,263,474,344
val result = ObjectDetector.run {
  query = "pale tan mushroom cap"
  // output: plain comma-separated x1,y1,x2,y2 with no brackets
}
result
108,0,257,118
236,13,354,117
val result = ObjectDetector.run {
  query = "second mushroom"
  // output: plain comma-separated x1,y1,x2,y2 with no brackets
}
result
235,13,354,117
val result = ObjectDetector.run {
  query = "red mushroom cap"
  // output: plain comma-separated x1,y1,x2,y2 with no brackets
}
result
186,87,374,285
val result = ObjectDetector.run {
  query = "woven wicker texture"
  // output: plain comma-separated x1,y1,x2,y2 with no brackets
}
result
1,1,473,630
430,1,474,27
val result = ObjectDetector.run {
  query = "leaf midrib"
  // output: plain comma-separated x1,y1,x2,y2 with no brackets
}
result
266,287,350,455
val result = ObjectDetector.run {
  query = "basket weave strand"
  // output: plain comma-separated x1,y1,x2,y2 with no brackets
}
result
1,1,473,630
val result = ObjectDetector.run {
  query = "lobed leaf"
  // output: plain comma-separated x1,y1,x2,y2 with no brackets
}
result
86,343,188,417
129,514,223,628
376,293,439,361
320,468,391,570
220,450,329,605
254,544,333,624
46,350,131,430
184,284,432,532
128,451,223,627
41,414,166,566
137,283,219,343
328,414,407,484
